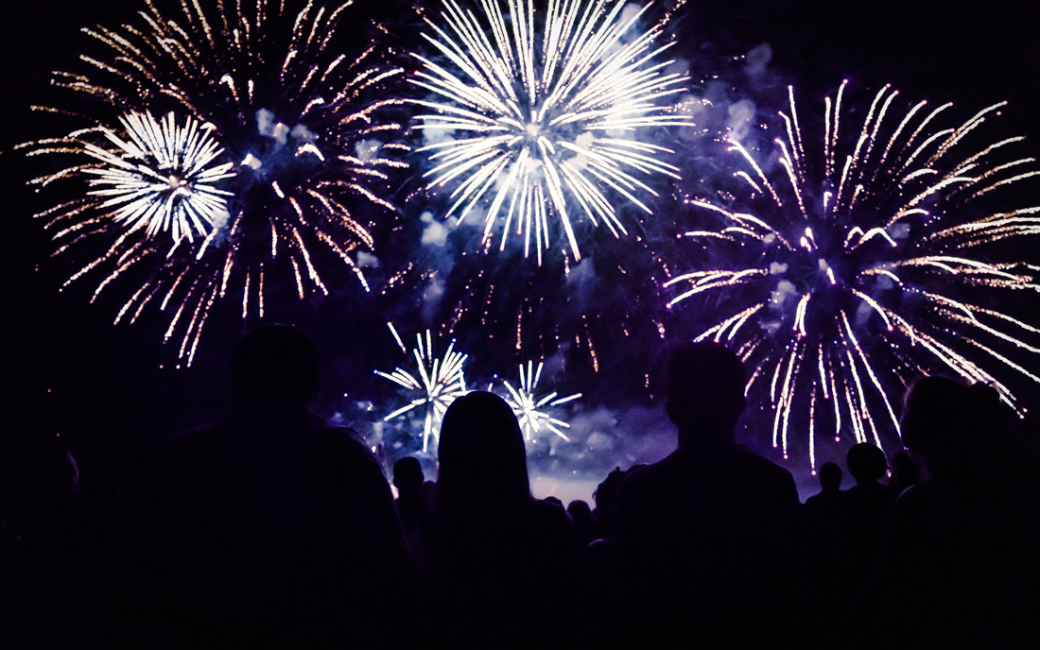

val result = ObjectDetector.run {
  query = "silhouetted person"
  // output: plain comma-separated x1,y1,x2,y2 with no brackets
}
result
846,378,1040,648
589,465,629,541
127,325,407,648
409,392,580,648
804,461,847,633
828,443,897,623
806,462,843,515
889,450,920,496
847,443,892,491
804,461,844,551
842,443,897,541
393,456,427,534
612,342,804,646
6,445,112,647
566,499,594,548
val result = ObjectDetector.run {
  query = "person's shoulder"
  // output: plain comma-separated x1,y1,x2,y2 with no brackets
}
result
523,499,579,551
729,446,800,504
804,491,824,508
617,458,665,488
734,445,794,479
891,479,935,512
882,481,942,540
138,420,226,467
170,419,228,447
306,422,370,455
528,497,570,523
130,421,231,505
304,419,361,440
614,458,678,504
305,424,388,476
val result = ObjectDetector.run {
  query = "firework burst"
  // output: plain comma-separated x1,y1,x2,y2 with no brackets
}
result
501,360,581,441
411,0,691,263
667,81,1040,470
78,111,236,241
376,326,469,453
23,0,408,364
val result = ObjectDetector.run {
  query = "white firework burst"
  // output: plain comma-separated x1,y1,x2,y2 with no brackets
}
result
377,327,469,453
412,0,691,263
501,360,581,441
82,111,235,243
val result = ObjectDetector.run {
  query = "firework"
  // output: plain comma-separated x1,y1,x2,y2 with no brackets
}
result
667,82,1040,470
501,360,581,441
376,326,469,453
23,0,408,364
79,111,236,242
411,0,691,263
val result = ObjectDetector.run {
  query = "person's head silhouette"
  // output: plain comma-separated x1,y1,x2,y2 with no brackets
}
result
900,376,975,473
230,324,320,408
665,341,746,445
393,457,424,496
847,443,888,486
818,461,842,492
902,377,1005,474
436,391,530,509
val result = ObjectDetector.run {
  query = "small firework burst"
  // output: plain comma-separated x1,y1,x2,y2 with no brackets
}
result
376,326,469,453
80,111,236,242
501,360,581,441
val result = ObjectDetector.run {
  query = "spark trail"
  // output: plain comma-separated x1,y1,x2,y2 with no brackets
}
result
411,0,691,263
667,81,1040,470
23,0,408,365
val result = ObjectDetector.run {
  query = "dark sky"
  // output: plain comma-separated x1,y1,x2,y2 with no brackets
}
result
2,0,1038,484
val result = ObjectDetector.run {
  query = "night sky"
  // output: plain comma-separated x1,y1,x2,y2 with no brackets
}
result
2,0,1038,494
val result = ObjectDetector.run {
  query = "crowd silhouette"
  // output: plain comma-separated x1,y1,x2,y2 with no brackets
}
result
2,327,1039,648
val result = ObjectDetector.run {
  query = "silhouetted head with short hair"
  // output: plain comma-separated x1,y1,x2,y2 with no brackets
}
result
436,391,531,509
901,377,973,473
847,443,888,485
818,461,842,492
230,324,319,408
901,377,1005,474
665,341,746,445
393,457,424,495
